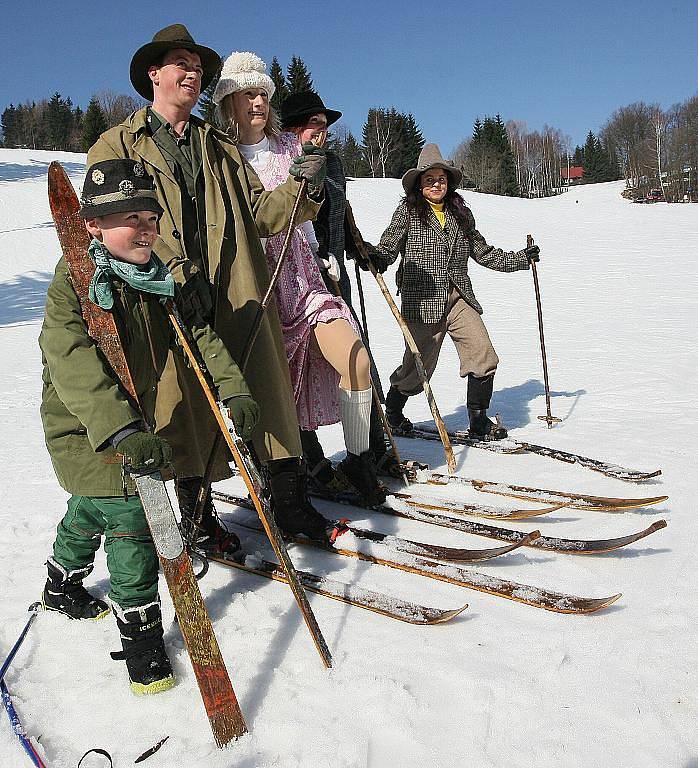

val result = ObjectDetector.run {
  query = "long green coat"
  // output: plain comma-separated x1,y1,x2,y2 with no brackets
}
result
40,257,250,496
88,109,320,476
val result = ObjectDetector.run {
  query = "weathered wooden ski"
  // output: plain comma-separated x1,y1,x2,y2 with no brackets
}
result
209,553,467,625
213,490,540,562
409,424,661,482
377,503,668,554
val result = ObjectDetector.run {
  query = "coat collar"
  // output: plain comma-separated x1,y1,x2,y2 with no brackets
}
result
124,107,238,183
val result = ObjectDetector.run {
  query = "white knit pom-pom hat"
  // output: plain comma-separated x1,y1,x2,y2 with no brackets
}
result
213,51,275,105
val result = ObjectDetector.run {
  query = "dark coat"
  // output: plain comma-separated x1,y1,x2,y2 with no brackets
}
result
375,200,530,323
39,257,249,497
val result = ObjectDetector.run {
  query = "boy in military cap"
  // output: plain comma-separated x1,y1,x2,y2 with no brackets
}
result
40,158,259,694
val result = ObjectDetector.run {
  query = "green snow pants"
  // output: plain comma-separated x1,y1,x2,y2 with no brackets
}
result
52,495,158,609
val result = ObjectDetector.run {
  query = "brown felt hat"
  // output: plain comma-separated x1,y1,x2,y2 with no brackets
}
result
401,143,462,194
130,24,221,101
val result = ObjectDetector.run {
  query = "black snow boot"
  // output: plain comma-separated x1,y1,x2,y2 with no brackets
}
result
42,557,110,620
336,450,387,506
467,374,508,440
111,601,175,695
385,386,413,433
176,476,240,558
267,459,331,543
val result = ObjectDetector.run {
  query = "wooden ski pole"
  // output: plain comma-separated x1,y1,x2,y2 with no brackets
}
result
192,133,326,531
344,203,456,473
166,302,333,669
528,234,560,428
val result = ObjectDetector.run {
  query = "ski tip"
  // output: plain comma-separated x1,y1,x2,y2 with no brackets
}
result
649,519,668,533
430,603,469,624
524,530,542,543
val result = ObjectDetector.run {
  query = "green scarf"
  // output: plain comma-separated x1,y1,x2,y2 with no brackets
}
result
88,239,175,310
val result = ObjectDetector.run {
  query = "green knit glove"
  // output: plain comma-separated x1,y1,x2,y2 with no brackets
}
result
117,432,172,471
226,395,260,441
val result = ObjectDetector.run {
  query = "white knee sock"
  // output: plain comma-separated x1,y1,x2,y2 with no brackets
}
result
339,387,372,456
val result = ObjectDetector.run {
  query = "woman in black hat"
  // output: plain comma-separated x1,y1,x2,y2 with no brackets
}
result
365,144,540,440
213,53,385,505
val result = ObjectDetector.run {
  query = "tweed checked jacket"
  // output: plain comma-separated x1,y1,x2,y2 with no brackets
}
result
375,200,530,323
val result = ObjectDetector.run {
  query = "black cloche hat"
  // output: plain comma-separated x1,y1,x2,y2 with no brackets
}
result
79,159,164,219
130,24,221,101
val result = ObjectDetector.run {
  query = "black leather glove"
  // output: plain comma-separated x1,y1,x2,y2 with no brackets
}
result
225,395,260,441
525,244,541,263
117,432,172,471
357,242,388,273
289,143,327,191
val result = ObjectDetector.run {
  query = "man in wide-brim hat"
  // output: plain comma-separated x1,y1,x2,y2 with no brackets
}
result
88,24,331,549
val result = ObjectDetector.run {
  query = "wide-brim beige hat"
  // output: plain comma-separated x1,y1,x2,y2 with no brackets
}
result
402,143,462,193
130,24,221,101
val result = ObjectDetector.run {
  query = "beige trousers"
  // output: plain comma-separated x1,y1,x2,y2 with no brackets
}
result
389,288,499,396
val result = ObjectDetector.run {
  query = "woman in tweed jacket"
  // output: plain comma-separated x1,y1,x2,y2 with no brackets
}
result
369,144,539,440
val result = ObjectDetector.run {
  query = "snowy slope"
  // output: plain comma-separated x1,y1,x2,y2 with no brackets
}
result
0,149,696,768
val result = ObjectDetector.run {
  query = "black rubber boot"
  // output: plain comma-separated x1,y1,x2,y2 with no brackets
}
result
267,459,331,543
176,476,240,558
467,374,508,440
336,450,387,506
385,386,413,432
111,601,174,695
42,558,110,620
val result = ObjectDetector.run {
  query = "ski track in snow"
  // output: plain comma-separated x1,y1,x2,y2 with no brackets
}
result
0,149,696,767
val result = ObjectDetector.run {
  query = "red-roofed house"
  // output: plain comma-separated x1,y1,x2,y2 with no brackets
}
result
562,166,584,184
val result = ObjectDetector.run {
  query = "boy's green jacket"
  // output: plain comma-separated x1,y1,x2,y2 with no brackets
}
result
39,256,250,497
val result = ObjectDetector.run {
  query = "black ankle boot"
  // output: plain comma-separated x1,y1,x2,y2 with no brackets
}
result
336,450,387,506
111,601,174,695
467,408,508,440
385,387,412,432
267,459,330,542
176,476,240,558
466,374,508,440
42,558,110,620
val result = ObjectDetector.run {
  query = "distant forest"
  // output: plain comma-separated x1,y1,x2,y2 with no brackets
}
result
2,56,696,201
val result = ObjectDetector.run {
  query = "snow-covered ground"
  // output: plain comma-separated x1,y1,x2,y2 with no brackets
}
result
0,148,696,767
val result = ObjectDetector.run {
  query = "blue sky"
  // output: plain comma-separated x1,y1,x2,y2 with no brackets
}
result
2,0,696,153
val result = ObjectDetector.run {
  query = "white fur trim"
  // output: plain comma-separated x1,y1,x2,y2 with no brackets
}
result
213,51,275,105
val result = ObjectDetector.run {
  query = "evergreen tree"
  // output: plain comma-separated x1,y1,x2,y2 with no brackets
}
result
400,113,425,174
81,97,107,151
45,92,74,150
494,114,519,195
582,130,600,182
572,145,584,166
1,104,17,147
269,57,289,111
197,65,221,125
340,131,367,177
286,56,315,94
71,105,84,152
